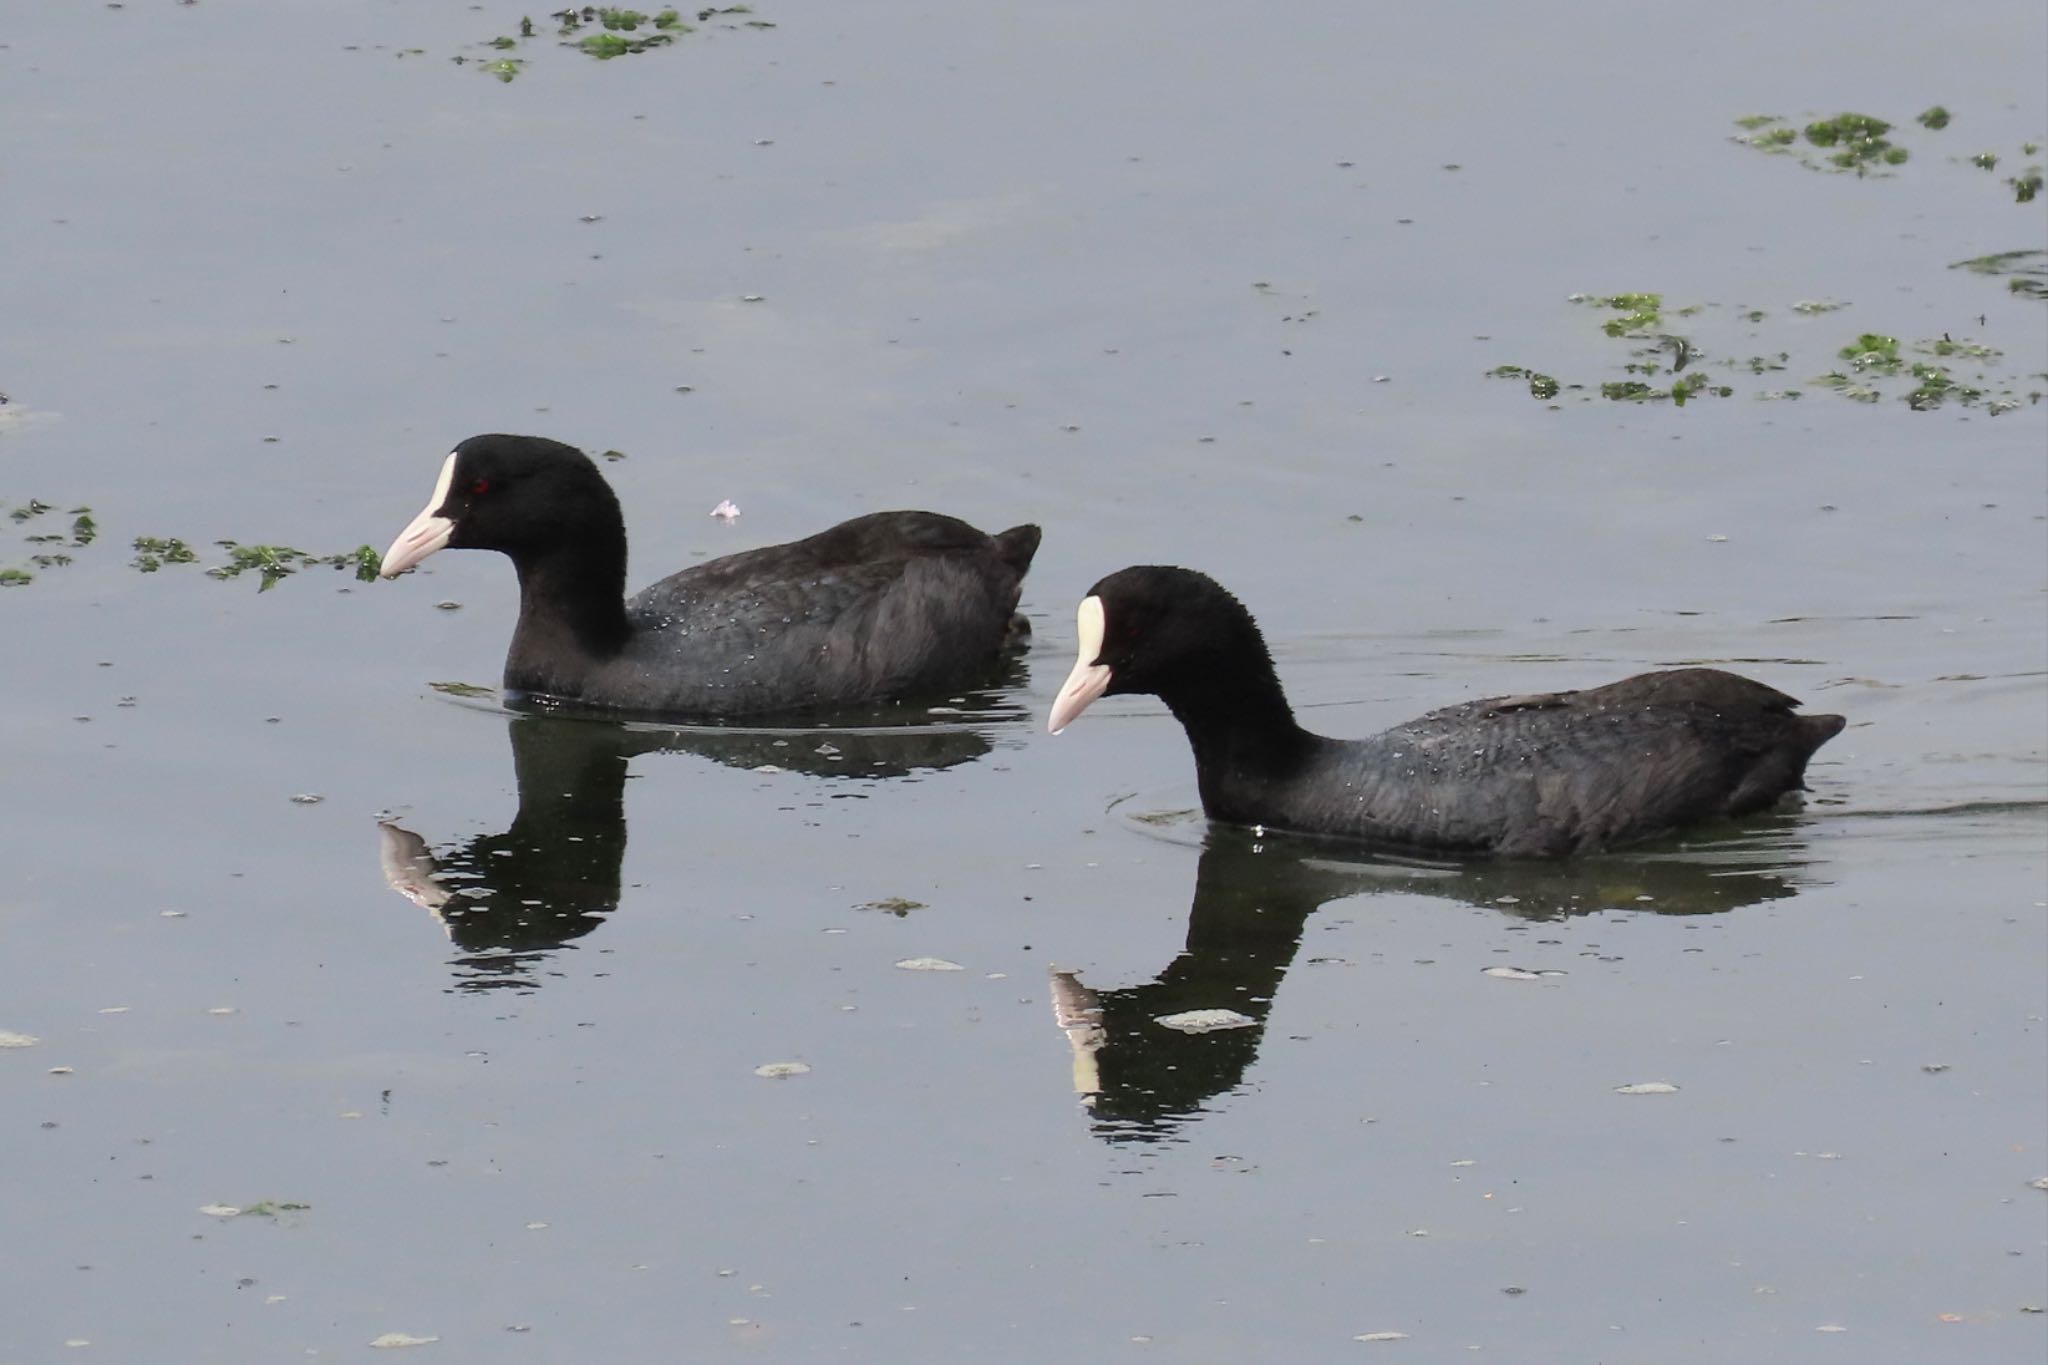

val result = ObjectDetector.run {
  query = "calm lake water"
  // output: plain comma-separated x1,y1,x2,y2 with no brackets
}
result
3,2,2044,1362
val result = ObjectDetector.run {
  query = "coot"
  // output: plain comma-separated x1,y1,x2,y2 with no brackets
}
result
381,434,1040,716
1047,566,1845,856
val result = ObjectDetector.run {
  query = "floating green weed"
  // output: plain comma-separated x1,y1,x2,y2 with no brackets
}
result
857,897,925,915
1815,332,2030,412
1838,333,1902,374
1805,113,1908,170
1485,365,1560,400
1574,291,1666,336
428,680,497,699
2011,168,2043,203
208,542,381,591
464,5,770,80
1485,293,2034,417
1917,106,1952,130
1599,375,1733,406
1733,112,1906,174
1487,293,1728,407
131,536,199,571
1951,249,2048,300
3,502,96,584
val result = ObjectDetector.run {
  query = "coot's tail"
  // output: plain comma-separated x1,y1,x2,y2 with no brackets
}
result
1793,713,1848,787
1728,711,1846,814
994,524,1042,578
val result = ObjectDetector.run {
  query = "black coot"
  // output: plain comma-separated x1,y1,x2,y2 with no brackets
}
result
1048,566,1846,856
382,434,1040,717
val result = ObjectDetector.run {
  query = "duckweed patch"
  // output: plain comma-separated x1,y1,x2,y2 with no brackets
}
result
463,5,774,80
131,536,198,572
1734,107,2043,201
1488,292,1734,407
1814,332,2027,412
4,504,380,591
208,542,383,591
1733,112,1907,175
1487,297,2037,415
3,501,96,585
1484,365,1560,400
857,897,925,916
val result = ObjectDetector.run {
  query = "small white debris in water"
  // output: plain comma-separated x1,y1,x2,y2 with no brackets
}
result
97,1007,130,1015
47,1066,74,1075
1614,1082,1680,1095
1707,534,1728,543
1450,1159,1476,1167
161,910,186,918
1355,1331,1410,1342
741,294,765,303
0,1031,39,1048
1815,1324,1847,1333
199,1204,242,1218
2030,1177,2048,1191
525,1222,548,1231
289,793,324,805
1408,1228,1429,1237
1482,967,1564,980
754,1061,811,1079
266,1294,287,1304
710,499,740,521
65,1339,90,1348
369,1332,441,1348
1155,1009,1257,1033
206,1007,238,1016
895,957,964,972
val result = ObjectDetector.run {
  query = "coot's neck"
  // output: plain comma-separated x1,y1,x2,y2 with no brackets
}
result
1156,649,1320,798
504,542,633,695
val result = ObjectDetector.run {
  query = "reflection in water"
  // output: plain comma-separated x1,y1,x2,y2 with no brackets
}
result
1054,818,1825,1143
377,684,1018,991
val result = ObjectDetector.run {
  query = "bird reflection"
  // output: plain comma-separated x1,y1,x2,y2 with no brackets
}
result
1053,817,1822,1143
378,683,1019,991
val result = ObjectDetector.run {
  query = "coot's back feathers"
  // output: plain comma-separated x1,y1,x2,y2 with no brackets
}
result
381,434,1039,718
1050,565,1845,857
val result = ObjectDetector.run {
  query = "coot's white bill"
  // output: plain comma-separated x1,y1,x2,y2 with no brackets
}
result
1048,594,1111,734
380,451,458,578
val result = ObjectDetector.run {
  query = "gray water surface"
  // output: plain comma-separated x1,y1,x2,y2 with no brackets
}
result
3,2,2044,1362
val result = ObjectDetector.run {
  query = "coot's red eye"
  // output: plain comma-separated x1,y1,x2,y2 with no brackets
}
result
470,478,490,495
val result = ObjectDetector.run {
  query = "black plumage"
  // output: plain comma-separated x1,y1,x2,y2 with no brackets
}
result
381,434,1039,717
1049,566,1846,856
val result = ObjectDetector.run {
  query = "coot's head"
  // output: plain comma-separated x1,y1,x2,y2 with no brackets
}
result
380,434,622,578
1047,566,1269,733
